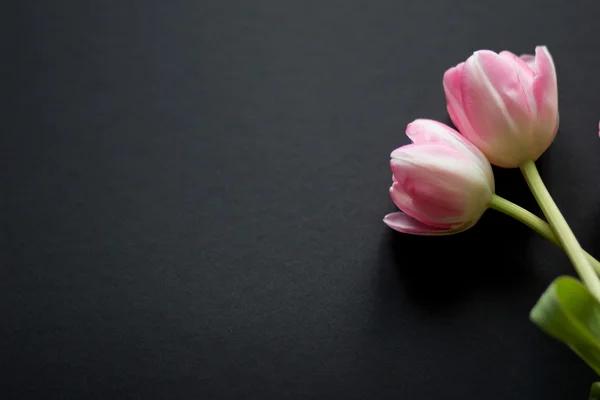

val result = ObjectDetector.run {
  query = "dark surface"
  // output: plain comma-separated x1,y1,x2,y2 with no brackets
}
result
2,0,600,398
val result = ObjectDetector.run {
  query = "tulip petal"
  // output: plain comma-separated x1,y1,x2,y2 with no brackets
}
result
443,63,467,133
389,180,459,229
463,50,532,131
500,50,536,116
406,118,466,147
500,51,535,81
405,119,495,192
443,64,500,175
532,46,558,110
461,50,533,166
520,54,536,72
383,212,461,236
531,46,559,156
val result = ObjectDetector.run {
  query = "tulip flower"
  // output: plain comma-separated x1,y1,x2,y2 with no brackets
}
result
383,119,600,282
443,47,600,301
443,46,558,168
386,46,600,394
383,119,494,235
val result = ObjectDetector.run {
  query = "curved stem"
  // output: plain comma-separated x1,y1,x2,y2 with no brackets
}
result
489,194,600,275
520,159,600,301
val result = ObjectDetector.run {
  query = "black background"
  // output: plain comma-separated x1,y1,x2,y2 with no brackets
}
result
2,1,600,399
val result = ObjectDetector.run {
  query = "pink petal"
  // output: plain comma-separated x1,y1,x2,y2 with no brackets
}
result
532,46,557,107
462,51,532,131
500,51,535,81
531,46,559,155
532,46,558,116
404,119,495,191
461,50,534,166
388,182,455,229
443,63,467,134
443,63,501,174
391,142,465,161
406,118,463,145
383,212,459,236
520,54,536,72
500,50,536,116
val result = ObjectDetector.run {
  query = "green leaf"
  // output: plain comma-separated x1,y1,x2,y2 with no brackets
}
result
590,382,600,400
530,276,600,375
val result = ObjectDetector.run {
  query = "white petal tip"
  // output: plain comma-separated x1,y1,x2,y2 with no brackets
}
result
383,212,455,236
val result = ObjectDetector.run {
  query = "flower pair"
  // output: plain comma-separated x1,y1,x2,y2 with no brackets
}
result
386,46,600,391
384,46,559,235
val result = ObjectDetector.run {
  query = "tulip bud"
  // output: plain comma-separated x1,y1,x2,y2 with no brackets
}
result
443,46,559,168
384,119,495,235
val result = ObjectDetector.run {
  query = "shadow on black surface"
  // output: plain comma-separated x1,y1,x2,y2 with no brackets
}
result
586,206,600,263
377,142,547,313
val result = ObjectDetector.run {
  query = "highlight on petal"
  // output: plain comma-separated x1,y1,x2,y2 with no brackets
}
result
404,119,495,191
531,46,559,156
383,212,460,236
532,46,558,112
391,142,464,162
406,118,461,145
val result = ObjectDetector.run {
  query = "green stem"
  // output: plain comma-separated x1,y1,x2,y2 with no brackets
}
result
489,194,600,275
520,159,600,301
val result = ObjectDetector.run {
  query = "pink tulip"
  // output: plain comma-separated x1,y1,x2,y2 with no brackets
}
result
443,46,559,168
384,119,495,235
